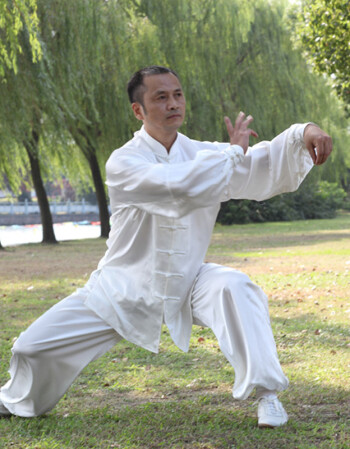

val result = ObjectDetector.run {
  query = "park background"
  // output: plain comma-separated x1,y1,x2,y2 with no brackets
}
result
0,0,349,448
0,0,350,244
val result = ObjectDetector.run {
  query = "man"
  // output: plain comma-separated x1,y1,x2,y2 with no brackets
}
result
0,66,332,427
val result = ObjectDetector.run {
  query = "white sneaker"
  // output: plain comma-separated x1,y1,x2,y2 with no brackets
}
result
0,401,12,417
257,396,288,428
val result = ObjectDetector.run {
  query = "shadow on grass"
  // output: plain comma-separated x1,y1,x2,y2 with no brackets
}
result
0,380,349,449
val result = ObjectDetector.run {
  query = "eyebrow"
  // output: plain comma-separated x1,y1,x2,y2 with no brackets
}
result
153,87,183,96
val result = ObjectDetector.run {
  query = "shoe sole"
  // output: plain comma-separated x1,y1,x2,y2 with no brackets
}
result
258,420,288,428
258,423,276,428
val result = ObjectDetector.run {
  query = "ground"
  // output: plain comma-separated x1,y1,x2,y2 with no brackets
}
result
0,214,349,448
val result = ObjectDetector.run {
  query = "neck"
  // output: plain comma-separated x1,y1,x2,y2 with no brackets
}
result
144,126,177,153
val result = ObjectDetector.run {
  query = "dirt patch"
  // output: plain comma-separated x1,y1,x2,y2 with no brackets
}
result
0,240,106,280
60,387,253,416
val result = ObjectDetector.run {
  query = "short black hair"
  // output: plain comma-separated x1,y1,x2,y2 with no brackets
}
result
127,65,179,105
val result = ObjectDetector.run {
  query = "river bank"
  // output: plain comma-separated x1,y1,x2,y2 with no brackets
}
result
0,212,100,226
0,220,101,247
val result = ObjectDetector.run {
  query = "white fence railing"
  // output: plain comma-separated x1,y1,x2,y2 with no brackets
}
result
0,199,99,215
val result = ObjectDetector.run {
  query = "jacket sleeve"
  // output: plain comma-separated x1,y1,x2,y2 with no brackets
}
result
106,124,313,218
106,144,245,218
226,123,314,201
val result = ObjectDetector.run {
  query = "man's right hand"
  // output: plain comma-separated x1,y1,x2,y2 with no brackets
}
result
224,112,258,153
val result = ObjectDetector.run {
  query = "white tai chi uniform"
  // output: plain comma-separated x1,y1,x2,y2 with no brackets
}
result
0,124,313,417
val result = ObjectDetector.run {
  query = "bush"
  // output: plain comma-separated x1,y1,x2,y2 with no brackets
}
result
216,181,347,225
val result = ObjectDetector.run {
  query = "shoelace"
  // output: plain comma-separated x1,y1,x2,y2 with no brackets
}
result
261,398,283,416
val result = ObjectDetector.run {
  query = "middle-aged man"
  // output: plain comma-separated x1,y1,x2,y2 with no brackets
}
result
0,66,332,428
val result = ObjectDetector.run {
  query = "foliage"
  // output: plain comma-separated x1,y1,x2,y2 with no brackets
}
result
31,0,146,237
1,0,350,227
0,0,41,76
296,0,350,113
0,25,64,243
38,0,133,155
134,0,350,189
217,180,347,224
0,18,64,188
0,0,136,238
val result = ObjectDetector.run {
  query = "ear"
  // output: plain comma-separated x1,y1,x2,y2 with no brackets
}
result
132,102,145,121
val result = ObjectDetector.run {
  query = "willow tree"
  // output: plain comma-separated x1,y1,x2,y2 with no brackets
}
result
0,0,50,245
0,0,41,76
134,0,349,179
0,34,59,244
131,0,257,141
34,0,135,238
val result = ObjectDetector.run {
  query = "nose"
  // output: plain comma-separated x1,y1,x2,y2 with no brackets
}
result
167,95,179,110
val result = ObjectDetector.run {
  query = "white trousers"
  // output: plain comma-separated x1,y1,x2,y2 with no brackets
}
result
0,263,288,417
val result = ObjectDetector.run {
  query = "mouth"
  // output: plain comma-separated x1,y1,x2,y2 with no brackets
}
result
167,114,182,120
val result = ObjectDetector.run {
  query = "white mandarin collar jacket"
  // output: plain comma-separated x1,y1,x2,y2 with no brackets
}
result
84,124,313,353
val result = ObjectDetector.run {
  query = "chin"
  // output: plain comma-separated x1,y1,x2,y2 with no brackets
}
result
168,117,184,127
166,124,182,132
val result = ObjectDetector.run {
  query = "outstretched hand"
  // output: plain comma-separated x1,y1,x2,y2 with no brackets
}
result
303,124,332,165
224,112,258,153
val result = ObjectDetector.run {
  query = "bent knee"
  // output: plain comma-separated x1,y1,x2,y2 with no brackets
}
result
220,270,268,309
219,269,253,293
12,334,41,358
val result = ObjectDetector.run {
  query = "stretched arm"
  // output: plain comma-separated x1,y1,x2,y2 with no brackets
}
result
223,113,332,201
107,115,332,217
106,144,244,218
224,112,332,165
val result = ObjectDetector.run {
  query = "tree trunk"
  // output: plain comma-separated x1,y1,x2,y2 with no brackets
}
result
67,126,110,238
24,131,57,244
86,150,110,238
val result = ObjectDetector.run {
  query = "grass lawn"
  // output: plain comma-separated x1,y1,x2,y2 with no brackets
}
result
0,213,349,449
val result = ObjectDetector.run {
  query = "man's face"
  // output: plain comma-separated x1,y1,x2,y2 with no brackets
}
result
132,73,186,138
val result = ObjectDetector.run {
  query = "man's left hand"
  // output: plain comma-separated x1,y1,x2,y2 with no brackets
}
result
304,124,332,165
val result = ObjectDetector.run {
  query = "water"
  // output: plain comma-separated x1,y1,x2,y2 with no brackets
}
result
0,222,101,247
